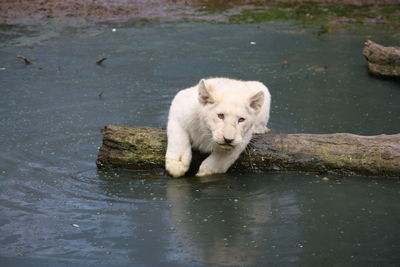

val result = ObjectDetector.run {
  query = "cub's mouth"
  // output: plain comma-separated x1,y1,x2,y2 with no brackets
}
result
217,143,234,150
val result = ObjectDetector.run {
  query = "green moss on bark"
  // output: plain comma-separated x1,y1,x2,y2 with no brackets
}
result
97,125,400,178
227,3,400,26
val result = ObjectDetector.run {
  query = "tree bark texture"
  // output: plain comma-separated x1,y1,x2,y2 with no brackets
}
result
96,125,400,178
363,40,400,77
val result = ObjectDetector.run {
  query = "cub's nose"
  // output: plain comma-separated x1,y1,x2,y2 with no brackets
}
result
223,137,234,144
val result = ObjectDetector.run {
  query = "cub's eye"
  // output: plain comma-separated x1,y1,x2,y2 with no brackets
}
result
238,117,246,123
217,113,225,120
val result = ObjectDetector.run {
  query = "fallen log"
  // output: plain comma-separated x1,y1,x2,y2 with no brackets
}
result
363,40,400,77
96,125,400,177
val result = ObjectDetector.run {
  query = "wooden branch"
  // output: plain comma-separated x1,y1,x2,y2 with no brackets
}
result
363,40,400,77
16,55,33,64
96,57,107,65
96,125,400,178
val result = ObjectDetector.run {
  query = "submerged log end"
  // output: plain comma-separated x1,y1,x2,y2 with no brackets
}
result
363,40,400,77
366,62,400,77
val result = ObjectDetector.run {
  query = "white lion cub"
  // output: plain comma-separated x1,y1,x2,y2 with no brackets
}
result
165,77,271,177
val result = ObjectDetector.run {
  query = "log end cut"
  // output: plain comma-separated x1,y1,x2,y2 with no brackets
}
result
96,125,167,171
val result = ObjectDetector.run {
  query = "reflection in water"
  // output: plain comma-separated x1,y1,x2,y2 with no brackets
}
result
166,175,300,265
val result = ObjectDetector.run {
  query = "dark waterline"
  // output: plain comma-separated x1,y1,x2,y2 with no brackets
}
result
0,22,399,266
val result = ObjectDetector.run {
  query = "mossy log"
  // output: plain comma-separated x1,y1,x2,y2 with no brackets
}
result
363,40,400,77
96,125,400,177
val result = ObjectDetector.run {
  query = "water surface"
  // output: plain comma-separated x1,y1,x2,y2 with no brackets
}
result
0,21,399,266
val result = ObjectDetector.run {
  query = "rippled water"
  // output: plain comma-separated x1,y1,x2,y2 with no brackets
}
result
1,21,400,265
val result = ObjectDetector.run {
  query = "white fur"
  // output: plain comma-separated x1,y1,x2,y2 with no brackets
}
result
165,77,271,177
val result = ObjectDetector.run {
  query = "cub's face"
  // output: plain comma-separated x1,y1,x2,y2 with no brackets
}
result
198,79,264,150
202,101,254,149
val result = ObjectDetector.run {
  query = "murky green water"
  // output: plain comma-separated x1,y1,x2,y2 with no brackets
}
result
1,21,400,266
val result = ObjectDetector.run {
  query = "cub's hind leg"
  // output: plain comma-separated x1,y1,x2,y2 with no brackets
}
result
253,104,270,134
253,124,270,134
165,120,192,177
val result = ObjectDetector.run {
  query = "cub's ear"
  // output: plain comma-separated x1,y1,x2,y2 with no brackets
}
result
249,90,264,112
198,79,214,105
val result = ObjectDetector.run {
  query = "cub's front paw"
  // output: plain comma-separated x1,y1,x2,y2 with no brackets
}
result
196,164,220,177
165,158,189,178
196,169,213,177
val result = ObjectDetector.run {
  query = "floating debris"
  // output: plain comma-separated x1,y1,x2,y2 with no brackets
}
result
307,65,328,72
96,57,107,65
282,60,290,68
16,55,33,65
